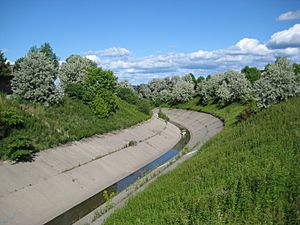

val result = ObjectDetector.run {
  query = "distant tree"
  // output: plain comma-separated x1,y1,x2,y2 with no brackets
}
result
196,76,205,83
39,43,59,69
254,57,297,108
241,66,261,84
11,50,61,105
170,80,195,104
293,63,300,75
83,67,118,117
206,75,212,80
59,55,97,88
0,51,11,76
14,57,25,72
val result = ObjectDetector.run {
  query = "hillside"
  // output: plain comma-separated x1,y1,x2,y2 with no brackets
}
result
104,97,300,225
0,95,150,160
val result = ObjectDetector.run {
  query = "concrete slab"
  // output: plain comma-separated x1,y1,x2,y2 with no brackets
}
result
0,115,181,225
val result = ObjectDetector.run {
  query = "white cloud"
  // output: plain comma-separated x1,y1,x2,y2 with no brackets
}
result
84,47,130,57
268,24,300,48
235,38,269,55
80,25,300,84
277,10,300,21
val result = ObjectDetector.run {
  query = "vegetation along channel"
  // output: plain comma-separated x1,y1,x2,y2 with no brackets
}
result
1,3,300,224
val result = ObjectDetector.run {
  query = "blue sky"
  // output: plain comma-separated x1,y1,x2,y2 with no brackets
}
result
1,0,300,83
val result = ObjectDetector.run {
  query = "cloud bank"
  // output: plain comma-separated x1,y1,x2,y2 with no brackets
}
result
84,24,300,84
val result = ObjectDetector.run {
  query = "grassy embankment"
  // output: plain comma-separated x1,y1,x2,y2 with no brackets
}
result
0,95,150,159
104,97,300,225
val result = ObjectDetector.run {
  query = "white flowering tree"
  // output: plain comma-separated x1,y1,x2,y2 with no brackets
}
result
197,71,251,106
59,55,96,87
11,51,61,105
254,57,298,108
170,80,195,104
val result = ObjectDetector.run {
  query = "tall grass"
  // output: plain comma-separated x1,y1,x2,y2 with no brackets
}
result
104,97,300,225
0,96,150,159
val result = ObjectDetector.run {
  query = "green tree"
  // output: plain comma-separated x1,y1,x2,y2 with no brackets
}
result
40,43,59,69
0,51,11,76
241,66,261,84
83,67,118,117
196,76,205,83
11,50,61,105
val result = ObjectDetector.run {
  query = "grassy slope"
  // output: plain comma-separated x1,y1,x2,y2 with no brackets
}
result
174,97,246,127
104,97,300,225
0,96,150,159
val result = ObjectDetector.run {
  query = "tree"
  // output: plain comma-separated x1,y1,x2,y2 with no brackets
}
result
83,67,118,117
170,80,195,104
40,43,59,69
196,76,205,83
0,51,11,76
254,57,297,108
59,55,97,88
11,50,61,105
241,66,261,84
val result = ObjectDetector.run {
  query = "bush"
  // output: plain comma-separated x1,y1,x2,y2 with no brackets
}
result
64,83,85,100
158,109,170,122
116,87,139,105
6,136,36,161
83,67,118,118
136,99,152,115
1,109,24,127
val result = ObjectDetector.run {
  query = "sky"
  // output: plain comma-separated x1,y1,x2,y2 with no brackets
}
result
1,0,300,84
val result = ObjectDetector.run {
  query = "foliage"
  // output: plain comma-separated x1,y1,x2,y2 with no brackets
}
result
59,55,97,87
241,66,261,84
103,190,116,210
198,71,252,106
0,95,149,159
136,99,152,115
83,67,118,118
5,136,35,161
0,50,11,76
39,42,59,69
254,57,298,108
139,75,196,106
1,109,24,127
170,80,195,104
64,83,85,100
196,76,205,83
11,50,61,105
104,97,300,225
128,140,137,146
158,108,170,122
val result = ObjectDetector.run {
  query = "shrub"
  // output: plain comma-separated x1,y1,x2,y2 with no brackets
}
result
136,99,152,115
158,109,170,122
6,136,36,161
64,83,85,100
128,140,137,146
83,67,118,118
1,109,24,127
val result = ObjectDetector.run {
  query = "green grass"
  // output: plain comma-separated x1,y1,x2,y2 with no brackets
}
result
0,96,150,159
174,97,247,127
104,97,300,225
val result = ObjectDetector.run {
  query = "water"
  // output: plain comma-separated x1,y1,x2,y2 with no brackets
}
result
45,125,190,225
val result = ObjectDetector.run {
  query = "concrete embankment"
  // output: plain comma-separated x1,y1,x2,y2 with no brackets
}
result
0,115,181,225
79,108,224,225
